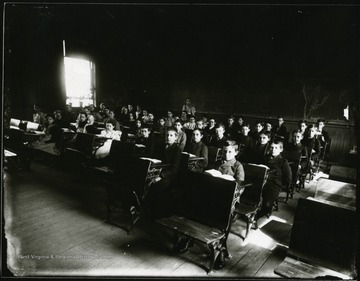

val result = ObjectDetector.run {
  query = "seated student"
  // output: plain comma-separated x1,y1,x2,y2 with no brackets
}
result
205,118,216,142
141,109,150,124
132,119,143,138
135,124,155,158
209,123,228,148
31,113,63,154
143,127,182,217
165,110,176,128
107,109,121,131
184,129,208,173
254,140,292,223
225,115,236,139
284,130,308,182
316,119,330,147
62,103,78,124
176,140,244,268
201,114,209,129
264,122,275,141
119,106,130,123
301,124,321,170
214,140,245,190
297,119,307,138
273,116,288,142
234,116,245,140
154,117,166,138
147,113,155,128
88,104,103,122
248,131,271,164
95,119,122,159
236,123,254,161
195,119,209,145
180,111,188,123
183,115,197,130
84,115,98,134
174,120,187,152
75,111,88,133
53,109,70,128
250,121,264,144
32,104,47,130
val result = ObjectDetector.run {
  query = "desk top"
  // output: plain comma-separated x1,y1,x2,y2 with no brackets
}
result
329,165,356,183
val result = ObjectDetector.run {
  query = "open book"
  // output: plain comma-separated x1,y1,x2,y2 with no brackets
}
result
182,152,197,158
140,157,162,164
204,169,235,181
135,144,146,148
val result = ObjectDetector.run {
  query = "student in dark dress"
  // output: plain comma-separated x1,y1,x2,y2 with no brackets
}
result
254,140,292,223
184,129,208,173
301,124,321,169
143,127,182,218
248,131,271,164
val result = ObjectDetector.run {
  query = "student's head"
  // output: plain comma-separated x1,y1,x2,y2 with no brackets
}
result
269,140,283,157
142,109,148,116
159,117,165,126
181,111,187,119
140,125,151,138
196,120,204,129
307,124,317,139
33,104,41,112
135,119,142,128
202,115,208,123
65,104,72,112
227,116,235,125
99,103,106,110
122,107,129,115
222,140,238,161
215,123,225,138
174,120,183,132
185,98,191,105
78,111,88,122
277,116,284,127
189,115,196,123
136,105,142,111
241,124,250,136
167,111,173,117
298,120,307,132
255,121,264,133
108,110,115,119
83,106,90,116
105,119,116,131
237,117,244,126
209,118,216,127
292,130,303,144
259,131,271,145
88,104,95,112
127,104,134,112
46,113,55,125
87,115,95,125
54,110,62,120
166,128,178,145
317,119,326,130
129,112,135,121
265,122,272,132
148,113,154,121
192,129,203,143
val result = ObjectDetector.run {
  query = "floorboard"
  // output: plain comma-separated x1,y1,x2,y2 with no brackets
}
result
4,158,330,278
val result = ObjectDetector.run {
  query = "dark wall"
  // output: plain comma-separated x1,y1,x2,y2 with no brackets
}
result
4,4,359,122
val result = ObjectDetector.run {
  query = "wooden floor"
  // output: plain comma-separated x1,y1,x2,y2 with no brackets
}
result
3,154,324,278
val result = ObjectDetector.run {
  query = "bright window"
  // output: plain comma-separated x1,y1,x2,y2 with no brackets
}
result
64,56,96,107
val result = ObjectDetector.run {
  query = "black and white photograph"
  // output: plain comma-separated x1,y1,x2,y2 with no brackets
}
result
2,1,359,279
